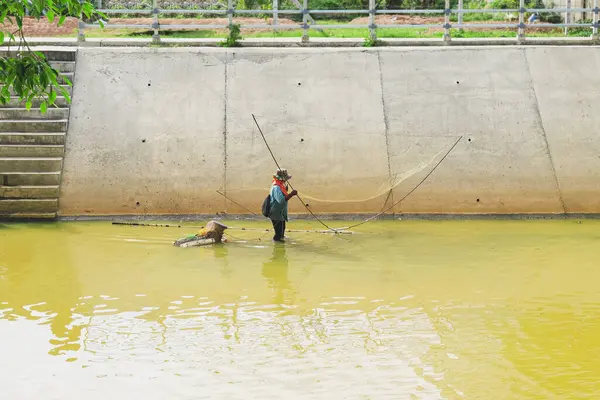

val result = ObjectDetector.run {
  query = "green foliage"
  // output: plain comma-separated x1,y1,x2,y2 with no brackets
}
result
362,34,382,46
0,0,106,111
310,0,365,9
489,0,518,9
219,23,242,47
381,0,459,9
488,0,559,13
535,0,562,23
568,19,593,36
0,53,72,110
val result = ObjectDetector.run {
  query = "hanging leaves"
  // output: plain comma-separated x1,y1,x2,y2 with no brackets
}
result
0,0,106,112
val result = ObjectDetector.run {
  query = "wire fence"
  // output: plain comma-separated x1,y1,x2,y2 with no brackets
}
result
77,0,600,43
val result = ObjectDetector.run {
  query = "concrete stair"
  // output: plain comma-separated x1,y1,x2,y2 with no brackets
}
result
2,85,73,96
0,108,70,120
0,49,76,220
4,97,69,108
0,120,69,132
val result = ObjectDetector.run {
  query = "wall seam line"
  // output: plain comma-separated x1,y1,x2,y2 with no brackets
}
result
376,49,395,216
222,52,229,213
523,48,567,215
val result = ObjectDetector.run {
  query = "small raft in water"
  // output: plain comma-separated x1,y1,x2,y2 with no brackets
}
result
173,221,228,248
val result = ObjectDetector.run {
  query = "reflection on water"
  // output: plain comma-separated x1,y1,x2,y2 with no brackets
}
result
262,244,292,305
1,220,600,399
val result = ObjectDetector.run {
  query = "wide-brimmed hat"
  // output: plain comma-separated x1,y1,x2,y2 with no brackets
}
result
274,168,292,181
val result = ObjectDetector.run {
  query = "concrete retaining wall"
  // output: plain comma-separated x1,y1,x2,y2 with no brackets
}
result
59,47,600,216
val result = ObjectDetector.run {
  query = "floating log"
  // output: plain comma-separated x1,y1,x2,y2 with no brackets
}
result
173,236,218,248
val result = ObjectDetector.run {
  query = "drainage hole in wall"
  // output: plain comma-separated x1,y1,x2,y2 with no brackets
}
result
136,202,140,206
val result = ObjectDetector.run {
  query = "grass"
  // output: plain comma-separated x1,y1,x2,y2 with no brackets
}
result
77,28,594,40
72,17,593,40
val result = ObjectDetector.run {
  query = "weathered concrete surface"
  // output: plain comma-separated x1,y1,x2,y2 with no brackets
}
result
525,47,600,214
0,157,62,173
60,47,600,216
2,172,61,186
0,133,66,145
3,85,72,96
0,120,68,133
0,97,69,108
0,199,58,213
0,185,59,199
379,48,563,214
60,48,226,216
0,108,69,120
0,145,64,158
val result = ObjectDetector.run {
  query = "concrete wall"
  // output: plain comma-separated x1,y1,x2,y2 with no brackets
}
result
60,46,600,216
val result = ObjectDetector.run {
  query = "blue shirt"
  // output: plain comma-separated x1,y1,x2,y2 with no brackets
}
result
269,185,288,221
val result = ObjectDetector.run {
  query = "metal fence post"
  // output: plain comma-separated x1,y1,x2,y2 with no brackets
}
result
77,20,86,42
302,0,309,43
458,0,464,31
77,0,86,45
369,0,377,41
273,0,279,31
593,0,599,41
564,0,571,35
443,0,451,42
517,0,525,42
228,0,233,28
152,0,160,43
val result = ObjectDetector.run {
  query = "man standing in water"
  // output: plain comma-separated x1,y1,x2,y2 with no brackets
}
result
269,168,297,242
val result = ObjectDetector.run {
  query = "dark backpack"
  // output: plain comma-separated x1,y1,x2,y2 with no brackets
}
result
261,194,271,218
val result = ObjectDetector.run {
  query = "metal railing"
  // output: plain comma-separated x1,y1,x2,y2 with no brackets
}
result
77,0,600,43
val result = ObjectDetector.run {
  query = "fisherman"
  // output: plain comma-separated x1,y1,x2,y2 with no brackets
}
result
269,168,298,242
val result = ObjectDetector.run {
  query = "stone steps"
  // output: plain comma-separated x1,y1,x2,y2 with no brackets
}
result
50,61,76,73
58,72,74,84
0,120,69,133
0,49,75,220
0,185,60,199
0,133,66,145
0,212,58,220
0,199,59,213
0,108,69,120
0,50,76,62
1,172,62,186
2,85,73,96
0,97,69,108
0,157,63,173
0,145,64,157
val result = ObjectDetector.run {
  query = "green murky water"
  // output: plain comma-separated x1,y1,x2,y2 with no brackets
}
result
1,220,600,399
